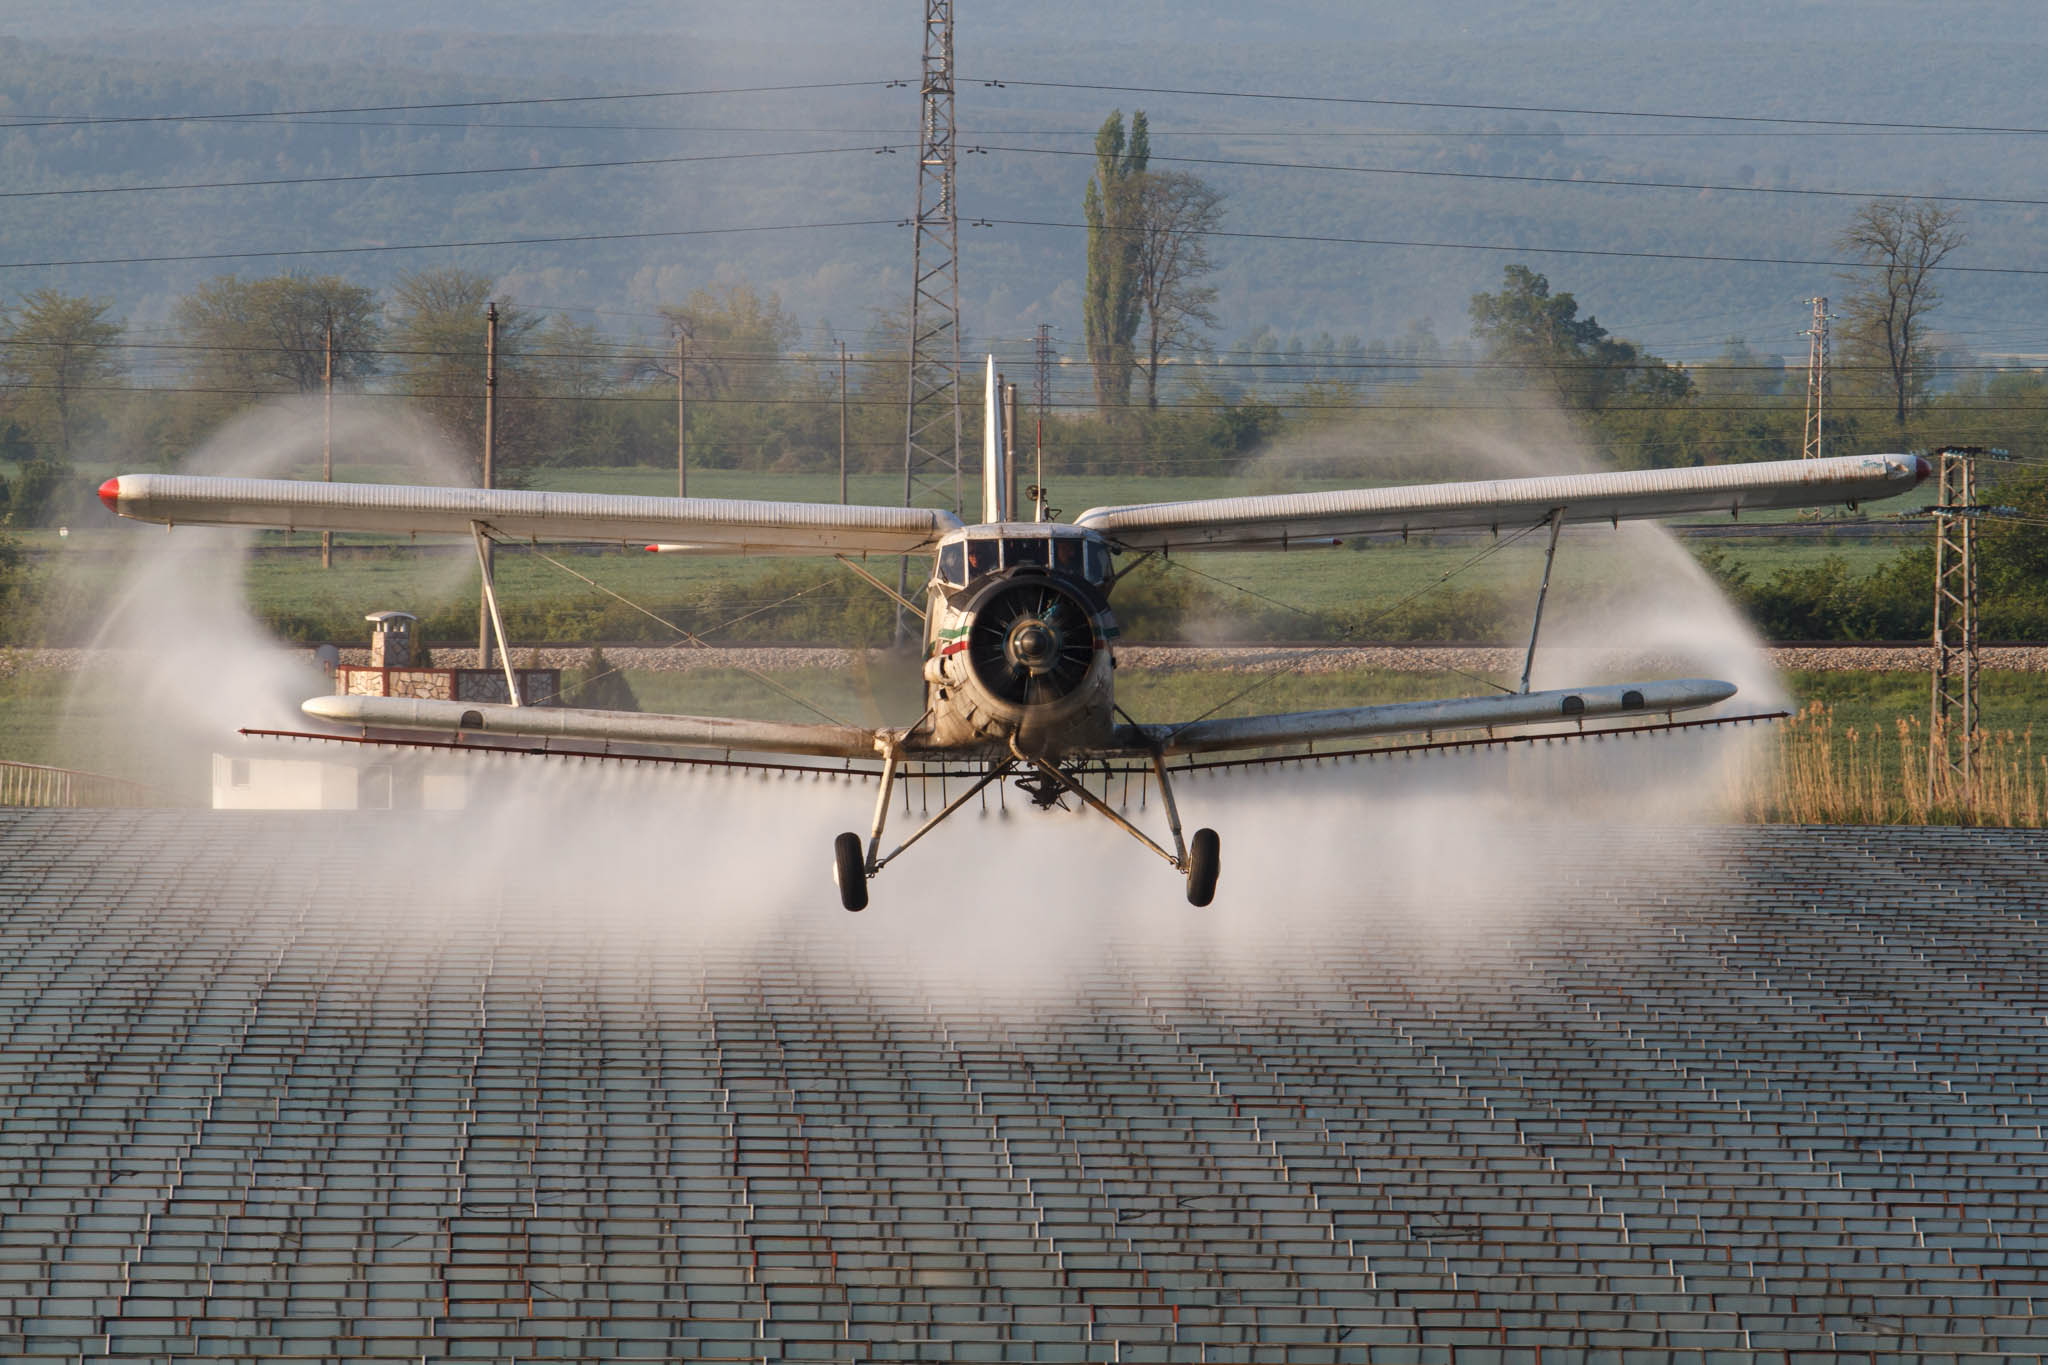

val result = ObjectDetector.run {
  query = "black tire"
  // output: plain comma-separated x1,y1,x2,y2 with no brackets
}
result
833,832,869,912
1185,828,1221,907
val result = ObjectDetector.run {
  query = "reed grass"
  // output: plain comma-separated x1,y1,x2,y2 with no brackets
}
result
1735,702,2048,828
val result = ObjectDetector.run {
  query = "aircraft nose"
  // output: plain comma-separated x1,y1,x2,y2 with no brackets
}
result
98,477,121,512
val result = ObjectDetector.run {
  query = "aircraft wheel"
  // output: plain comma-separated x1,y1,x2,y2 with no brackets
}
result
833,833,869,912
1185,828,1221,907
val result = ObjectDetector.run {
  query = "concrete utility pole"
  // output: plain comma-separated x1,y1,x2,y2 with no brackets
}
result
676,331,688,499
321,314,333,570
1033,325,1052,521
1929,446,1999,806
1801,297,1830,460
839,339,849,504
478,302,499,672
1003,379,1019,520
896,0,963,640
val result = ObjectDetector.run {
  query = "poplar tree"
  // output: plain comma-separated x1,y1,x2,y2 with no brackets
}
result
1083,110,1149,411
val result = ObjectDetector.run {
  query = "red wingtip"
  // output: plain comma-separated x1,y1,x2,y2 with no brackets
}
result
97,476,121,512
644,543,659,553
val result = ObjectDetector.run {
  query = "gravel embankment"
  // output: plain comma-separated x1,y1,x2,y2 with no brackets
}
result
8,643,2048,677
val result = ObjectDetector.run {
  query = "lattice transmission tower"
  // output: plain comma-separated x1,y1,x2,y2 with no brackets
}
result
900,0,963,517
1929,447,1983,804
1800,296,1831,460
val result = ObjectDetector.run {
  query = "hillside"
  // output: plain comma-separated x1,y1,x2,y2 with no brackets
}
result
1,3,2043,365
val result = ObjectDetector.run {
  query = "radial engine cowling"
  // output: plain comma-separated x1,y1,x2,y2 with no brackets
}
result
928,570,1116,754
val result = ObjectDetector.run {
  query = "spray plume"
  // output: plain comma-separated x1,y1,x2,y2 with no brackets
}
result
64,398,1777,1010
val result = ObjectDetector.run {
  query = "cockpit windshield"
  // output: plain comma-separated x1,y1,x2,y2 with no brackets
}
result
1003,537,1048,569
936,533,1112,588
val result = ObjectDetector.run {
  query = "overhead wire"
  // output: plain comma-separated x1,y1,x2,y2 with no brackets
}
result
19,333,2042,377
0,218,900,271
0,144,902,201
979,218,2048,278
0,79,909,130
22,380,2048,416
15,75,2038,137
969,77,2048,137
974,143,2048,210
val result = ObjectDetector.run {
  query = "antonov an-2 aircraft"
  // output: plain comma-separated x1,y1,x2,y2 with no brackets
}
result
100,360,1929,909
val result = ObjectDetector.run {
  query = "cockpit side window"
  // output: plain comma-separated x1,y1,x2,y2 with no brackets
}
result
1004,537,1048,568
965,538,998,579
1051,537,1083,576
1082,540,1110,585
937,541,965,586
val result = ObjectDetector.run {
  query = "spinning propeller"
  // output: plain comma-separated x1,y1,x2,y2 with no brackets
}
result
966,578,1098,707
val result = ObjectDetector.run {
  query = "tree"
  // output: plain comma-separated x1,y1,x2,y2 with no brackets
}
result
1467,265,1681,411
655,280,798,400
1696,336,1785,397
1129,170,1223,410
526,315,619,468
387,268,537,478
1082,110,1149,411
1835,199,1966,429
175,274,382,399
1,290,123,461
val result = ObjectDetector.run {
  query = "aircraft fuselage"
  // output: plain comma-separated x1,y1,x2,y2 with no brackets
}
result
916,522,1121,757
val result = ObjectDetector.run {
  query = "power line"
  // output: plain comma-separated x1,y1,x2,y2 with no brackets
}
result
76,115,2017,140
12,211,2044,280
970,77,2048,137
981,218,2048,278
0,80,908,130
25,333,2042,377
30,379,2048,416
977,143,2048,211
25,74,2032,138
0,145,900,201
0,219,900,271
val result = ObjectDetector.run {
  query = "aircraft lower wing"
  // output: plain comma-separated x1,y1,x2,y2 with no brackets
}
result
1074,453,1928,553
303,695,882,760
98,475,961,557
303,679,1738,766
1117,679,1738,757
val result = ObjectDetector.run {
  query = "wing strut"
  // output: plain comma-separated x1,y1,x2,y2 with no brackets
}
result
471,522,523,706
1518,508,1564,696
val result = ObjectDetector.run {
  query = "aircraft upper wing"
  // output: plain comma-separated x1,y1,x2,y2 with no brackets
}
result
98,474,962,556
1073,453,1928,553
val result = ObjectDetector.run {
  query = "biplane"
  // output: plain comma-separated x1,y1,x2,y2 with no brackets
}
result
100,361,1928,908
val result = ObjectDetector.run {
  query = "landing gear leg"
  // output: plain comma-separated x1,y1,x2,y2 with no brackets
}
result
833,739,902,912
1009,741,1223,906
834,744,1015,911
